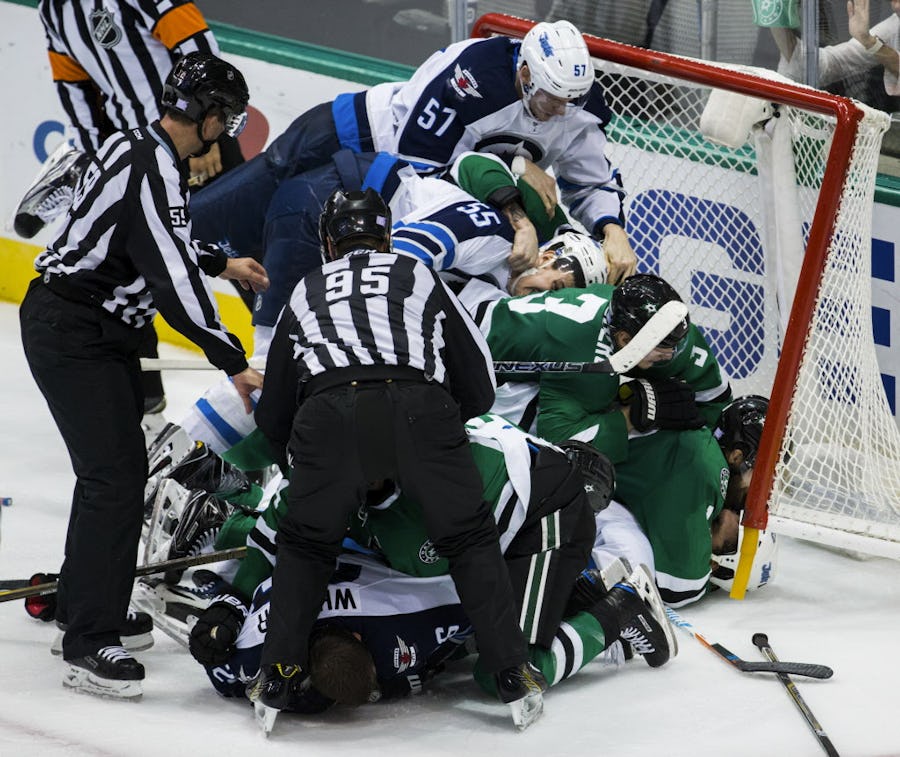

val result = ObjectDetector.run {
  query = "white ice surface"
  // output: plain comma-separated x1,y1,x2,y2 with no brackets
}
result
1,301,899,757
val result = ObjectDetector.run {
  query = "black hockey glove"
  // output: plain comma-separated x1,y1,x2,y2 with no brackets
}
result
188,593,249,666
619,377,705,433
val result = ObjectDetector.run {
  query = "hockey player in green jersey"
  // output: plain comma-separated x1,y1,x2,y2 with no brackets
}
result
459,273,733,606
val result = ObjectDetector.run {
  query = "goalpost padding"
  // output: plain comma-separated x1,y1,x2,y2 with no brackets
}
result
472,14,897,592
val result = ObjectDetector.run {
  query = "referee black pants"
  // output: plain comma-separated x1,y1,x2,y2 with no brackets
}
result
262,379,529,674
20,279,147,659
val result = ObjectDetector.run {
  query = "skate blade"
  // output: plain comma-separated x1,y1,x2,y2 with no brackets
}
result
509,691,544,731
63,666,143,701
254,701,279,736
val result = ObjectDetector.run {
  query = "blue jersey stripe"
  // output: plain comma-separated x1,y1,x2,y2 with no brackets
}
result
402,222,457,267
391,239,434,266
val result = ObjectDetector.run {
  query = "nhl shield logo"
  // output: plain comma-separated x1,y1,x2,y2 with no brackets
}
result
90,8,123,49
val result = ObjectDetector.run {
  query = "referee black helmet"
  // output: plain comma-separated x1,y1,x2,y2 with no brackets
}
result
162,52,249,137
319,188,392,261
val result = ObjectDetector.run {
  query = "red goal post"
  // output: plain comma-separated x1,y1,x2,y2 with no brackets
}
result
472,14,896,598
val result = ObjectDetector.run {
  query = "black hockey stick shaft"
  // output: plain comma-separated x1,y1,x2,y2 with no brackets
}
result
666,608,833,679
0,546,248,604
752,633,840,757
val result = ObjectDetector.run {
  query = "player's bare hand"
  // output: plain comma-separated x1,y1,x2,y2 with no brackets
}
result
507,219,540,274
600,224,638,285
230,366,263,414
221,257,270,293
519,159,558,217
189,142,224,187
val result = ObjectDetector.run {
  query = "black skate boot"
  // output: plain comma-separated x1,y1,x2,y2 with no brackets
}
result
495,661,548,731
247,663,307,735
62,645,145,700
52,608,154,656
588,564,676,668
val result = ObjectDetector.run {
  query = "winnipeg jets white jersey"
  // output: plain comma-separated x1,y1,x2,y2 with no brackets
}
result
363,35,625,234
390,171,516,290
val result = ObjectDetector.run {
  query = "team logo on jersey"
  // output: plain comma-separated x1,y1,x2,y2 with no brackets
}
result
449,64,483,99
90,8,123,49
392,636,418,673
474,135,545,165
418,540,440,565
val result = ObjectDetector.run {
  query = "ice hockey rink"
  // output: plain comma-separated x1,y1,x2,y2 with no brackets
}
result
1,300,899,757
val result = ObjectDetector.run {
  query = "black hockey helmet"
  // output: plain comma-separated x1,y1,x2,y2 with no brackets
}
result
713,395,769,472
608,273,689,348
558,439,615,513
319,188,392,260
161,52,249,137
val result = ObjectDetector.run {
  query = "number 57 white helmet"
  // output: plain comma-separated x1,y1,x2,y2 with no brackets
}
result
518,21,594,115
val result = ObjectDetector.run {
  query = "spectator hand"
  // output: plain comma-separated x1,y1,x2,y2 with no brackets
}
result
221,257,270,293
619,377,705,432
847,0,875,47
599,224,638,285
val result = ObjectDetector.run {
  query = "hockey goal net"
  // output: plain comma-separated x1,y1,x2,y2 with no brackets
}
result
472,14,899,590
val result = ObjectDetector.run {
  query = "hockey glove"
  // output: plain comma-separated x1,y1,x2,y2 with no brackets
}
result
188,593,248,666
619,377,705,433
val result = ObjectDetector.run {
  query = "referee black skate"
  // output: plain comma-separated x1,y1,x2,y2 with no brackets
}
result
20,52,267,701
249,188,544,731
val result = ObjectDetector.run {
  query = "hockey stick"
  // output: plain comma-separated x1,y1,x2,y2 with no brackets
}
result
140,300,690,376
752,633,840,756
0,546,248,604
665,608,833,679
492,300,689,375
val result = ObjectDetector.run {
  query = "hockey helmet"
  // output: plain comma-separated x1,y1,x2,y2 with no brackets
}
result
713,395,769,473
319,188,392,260
518,21,593,116
710,525,777,592
608,273,689,348
541,232,607,286
559,439,615,513
162,52,249,137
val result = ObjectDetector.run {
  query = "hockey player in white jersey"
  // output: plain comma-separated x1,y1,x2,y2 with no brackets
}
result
177,154,609,460
190,20,637,284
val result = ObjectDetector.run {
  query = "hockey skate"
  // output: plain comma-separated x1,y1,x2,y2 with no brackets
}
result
591,564,677,668
494,661,547,731
62,645,144,701
143,478,195,565
52,608,154,656
246,663,307,736
131,569,230,647
13,142,89,239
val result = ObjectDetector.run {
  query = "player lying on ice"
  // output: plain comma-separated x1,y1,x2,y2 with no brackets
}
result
136,414,675,732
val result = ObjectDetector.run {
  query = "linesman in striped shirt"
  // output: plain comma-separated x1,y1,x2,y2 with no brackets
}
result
19,52,267,701
249,188,547,732
38,0,240,184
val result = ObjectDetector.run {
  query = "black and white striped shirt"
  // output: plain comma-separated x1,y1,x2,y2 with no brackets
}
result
39,0,217,153
257,249,497,448
35,121,248,376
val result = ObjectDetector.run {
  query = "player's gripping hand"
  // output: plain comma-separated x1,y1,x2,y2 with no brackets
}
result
188,593,249,666
619,377,705,432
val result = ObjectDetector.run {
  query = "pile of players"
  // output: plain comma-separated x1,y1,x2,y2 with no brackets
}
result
24,11,778,732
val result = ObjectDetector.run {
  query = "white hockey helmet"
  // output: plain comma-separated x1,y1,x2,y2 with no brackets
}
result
542,231,608,286
710,525,778,592
518,21,593,113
